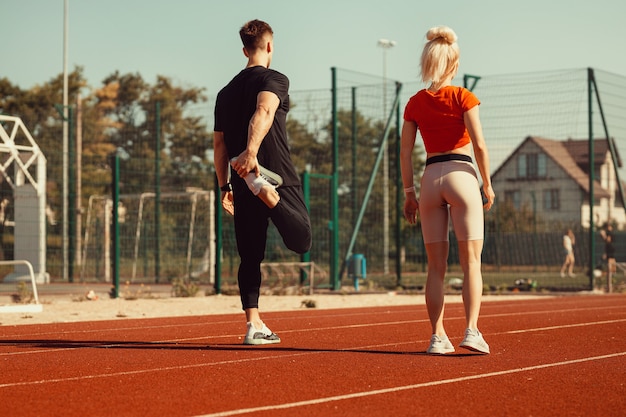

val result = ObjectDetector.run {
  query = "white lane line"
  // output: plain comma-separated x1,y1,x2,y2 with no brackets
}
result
2,315,625,358
0,318,243,339
0,319,433,357
1,316,625,389
3,303,624,344
280,317,626,336
193,352,626,417
0,349,333,389
2,302,624,340
503,318,626,334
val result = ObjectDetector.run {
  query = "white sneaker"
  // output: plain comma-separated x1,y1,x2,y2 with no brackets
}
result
245,172,279,196
258,165,283,187
243,322,281,345
459,328,490,354
427,334,455,354
230,158,283,195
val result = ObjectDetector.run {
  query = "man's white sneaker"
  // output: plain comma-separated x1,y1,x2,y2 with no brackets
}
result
243,322,281,345
258,165,283,187
427,334,455,354
230,158,283,195
242,173,275,196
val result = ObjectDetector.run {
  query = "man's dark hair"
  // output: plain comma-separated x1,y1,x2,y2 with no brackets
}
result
239,19,273,51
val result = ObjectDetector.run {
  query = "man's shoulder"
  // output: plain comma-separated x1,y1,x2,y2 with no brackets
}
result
252,68,288,87
267,67,288,78
222,67,288,85
216,74,239,98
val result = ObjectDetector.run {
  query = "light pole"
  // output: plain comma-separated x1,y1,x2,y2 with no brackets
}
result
377,38,395,276
62,0,69,282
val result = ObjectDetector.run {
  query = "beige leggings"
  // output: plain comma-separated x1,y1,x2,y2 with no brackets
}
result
419,160,484,244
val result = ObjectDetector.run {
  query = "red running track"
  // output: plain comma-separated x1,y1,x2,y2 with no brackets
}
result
1,294,625,417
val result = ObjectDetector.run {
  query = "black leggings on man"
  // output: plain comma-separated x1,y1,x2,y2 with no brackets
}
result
233,185,312,309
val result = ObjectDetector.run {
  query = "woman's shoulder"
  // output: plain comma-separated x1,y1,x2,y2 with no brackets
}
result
410,88,428,98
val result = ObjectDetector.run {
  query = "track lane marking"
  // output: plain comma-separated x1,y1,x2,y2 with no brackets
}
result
1,316,625,357
192,352,626,417
2,303,624,341
503,318,626,334
1,318,625,387
1,302,624,340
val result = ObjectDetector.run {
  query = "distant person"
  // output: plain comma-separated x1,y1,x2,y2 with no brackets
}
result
560,229,576,278
213,19,312,345
400,26,495,355
600,223,615,292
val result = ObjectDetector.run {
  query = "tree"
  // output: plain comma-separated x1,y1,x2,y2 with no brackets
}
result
92,72,210,194
144,75,211,190
0,68,89,221
490,200,544,233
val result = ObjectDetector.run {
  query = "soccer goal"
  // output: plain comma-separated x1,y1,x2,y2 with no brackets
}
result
80,189,215,283
260,262,327,295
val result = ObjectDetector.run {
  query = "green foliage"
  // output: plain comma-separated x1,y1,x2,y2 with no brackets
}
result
1,69,426,282
1,69,211,219
117,282,155,300
487,200,578,234
171,277,199,298
1,69,216,282
11,282,33,304
93,72,211,195
490,200,540,233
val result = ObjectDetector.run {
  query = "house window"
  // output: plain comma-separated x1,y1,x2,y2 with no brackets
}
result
517,155,526,178
504,190,521,209
517,153,546,179
543,188,560,210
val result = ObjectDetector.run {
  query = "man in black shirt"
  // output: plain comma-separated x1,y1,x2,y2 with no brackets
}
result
213,19,312,345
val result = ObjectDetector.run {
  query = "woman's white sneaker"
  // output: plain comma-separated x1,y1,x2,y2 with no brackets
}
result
427,334,455,354
459,328,490,354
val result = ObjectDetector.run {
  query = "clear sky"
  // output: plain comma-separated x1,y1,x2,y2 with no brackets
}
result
3,0,625,97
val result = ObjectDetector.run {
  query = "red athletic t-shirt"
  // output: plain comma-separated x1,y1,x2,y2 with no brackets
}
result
403,86,480,153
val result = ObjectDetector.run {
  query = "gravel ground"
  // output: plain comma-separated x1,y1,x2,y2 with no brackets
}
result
0,282,548,326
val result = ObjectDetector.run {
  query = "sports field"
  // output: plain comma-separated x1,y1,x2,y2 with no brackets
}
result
1,292,624,416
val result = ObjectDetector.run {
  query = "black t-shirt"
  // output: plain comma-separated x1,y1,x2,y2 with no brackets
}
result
214,66,300,186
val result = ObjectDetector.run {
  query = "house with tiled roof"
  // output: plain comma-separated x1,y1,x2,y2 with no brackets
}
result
491,136,625,229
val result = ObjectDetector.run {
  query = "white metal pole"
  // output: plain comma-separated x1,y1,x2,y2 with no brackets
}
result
377,39,395,276
382,46,389,276
76,93,82,269
62,0,69,281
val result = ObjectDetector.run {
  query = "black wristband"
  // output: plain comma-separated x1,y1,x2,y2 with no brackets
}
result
220,183,231,192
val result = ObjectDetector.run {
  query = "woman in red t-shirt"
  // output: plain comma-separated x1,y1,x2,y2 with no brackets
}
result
400,26,495,355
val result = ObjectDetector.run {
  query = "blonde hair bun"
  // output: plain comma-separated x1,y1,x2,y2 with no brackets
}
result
426,26,457,45
419,25,460,85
